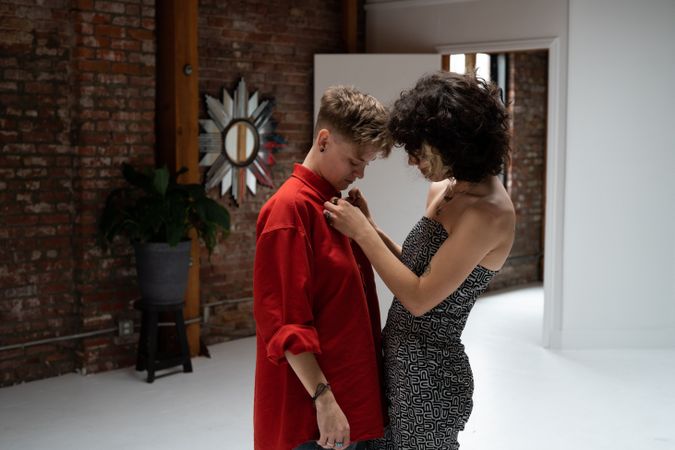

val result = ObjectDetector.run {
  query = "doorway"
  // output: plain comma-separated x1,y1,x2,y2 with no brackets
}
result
445,50,548,291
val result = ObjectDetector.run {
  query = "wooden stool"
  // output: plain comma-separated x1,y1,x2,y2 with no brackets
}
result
135,301,193,383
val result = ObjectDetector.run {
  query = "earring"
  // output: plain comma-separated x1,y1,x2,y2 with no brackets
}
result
320,145,326,152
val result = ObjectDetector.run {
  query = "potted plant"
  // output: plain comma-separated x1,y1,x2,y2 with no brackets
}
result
99,163,230,306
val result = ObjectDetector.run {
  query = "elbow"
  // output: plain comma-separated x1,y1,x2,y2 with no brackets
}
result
409,308,426,318
398,295,428,317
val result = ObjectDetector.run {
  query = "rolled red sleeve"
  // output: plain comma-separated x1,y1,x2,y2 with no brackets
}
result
266,324,321,364
254,226,318,364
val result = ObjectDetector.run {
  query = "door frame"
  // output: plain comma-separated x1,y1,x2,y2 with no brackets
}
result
436,38,567,348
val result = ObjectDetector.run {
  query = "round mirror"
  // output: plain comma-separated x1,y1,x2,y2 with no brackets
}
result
223,119,260,167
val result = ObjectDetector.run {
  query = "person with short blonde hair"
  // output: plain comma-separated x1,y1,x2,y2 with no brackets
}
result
253,85,391,450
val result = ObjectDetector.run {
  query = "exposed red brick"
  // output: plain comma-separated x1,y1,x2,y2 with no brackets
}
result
94,24,125,39
77,59,111,73
0,0,156,387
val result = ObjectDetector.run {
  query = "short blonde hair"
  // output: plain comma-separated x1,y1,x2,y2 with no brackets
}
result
315,85,392,157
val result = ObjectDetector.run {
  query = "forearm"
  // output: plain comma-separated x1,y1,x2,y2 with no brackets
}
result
285,351,329,395
356,227,424,314
370,220,402,258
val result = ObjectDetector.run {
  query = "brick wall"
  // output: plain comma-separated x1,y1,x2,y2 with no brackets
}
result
71,0,156,375
1,0,350,387
489,50,547,290
0,0,79,386
1,0,156,386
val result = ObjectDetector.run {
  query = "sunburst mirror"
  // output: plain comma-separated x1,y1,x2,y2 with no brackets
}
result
199,78,285,205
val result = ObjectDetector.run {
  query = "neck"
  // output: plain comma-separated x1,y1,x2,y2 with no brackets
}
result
302,145,322,178
448,177,494,197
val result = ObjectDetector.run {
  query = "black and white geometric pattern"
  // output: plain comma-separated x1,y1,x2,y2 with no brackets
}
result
369,217,496,450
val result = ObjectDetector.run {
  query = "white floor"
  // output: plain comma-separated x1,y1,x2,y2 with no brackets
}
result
1,286,674,450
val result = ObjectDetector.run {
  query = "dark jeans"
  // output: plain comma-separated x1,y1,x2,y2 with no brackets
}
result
293,442,365,450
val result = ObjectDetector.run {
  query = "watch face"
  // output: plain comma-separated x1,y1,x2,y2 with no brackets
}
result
199,78,285,205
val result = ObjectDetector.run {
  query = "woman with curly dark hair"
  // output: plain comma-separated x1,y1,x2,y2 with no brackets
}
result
323,71,516,449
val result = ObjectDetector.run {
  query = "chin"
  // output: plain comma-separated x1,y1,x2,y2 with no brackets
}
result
419,169,433,181
420,169,444,182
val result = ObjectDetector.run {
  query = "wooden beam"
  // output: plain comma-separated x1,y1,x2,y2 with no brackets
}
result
442,54,450,72
343,0,358,53
465,53,476,74
155,0,200,356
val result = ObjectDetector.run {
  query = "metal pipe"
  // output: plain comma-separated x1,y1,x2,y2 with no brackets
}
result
0,327,118,352
202,297,251,324
203,297,251,308
0,297,253,352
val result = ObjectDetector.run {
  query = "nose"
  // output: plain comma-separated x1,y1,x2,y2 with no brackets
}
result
354,165,366,179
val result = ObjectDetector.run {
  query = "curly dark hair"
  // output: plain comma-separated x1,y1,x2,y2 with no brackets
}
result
388,71,511,182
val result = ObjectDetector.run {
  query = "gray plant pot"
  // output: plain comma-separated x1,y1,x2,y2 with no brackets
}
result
134,241,191,306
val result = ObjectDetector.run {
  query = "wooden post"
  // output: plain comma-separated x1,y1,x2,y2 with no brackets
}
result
155,0,200,356
465,53,477,74
343,0,358,53
442,54,450,72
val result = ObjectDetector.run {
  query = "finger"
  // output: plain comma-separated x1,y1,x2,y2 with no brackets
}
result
323,201,339,212
316,431,330,449
334,438,349,449
316,438,333,449
335,436,351,449
341,431,351,448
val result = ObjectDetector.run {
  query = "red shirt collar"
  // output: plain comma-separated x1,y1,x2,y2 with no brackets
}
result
291,163,340,201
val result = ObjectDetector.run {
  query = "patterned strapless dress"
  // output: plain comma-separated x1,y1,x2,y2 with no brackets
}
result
368,216,497,450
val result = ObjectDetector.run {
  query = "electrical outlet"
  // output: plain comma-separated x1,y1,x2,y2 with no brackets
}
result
118,319,134,337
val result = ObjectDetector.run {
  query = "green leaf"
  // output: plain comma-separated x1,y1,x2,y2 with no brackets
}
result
153,166,170,196
203,198,230,229
184,183,207,201
99,164,231,257
122,163,154,193
166,221,186,246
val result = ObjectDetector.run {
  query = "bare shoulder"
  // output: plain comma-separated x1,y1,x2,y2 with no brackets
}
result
463,190,515,235
426,179,451,209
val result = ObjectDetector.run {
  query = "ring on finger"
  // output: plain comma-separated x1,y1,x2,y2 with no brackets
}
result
335,442,344,449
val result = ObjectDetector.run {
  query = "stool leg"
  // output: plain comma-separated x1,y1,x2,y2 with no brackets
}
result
146,311,159,383
174,309,193,373
135,311,147,371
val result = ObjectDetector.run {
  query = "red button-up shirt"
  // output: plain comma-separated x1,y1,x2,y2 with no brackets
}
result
253,164,385,450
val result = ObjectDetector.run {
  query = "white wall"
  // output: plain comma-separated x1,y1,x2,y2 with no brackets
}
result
560,0,675,347
363,0,675,348
365,0,567,53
